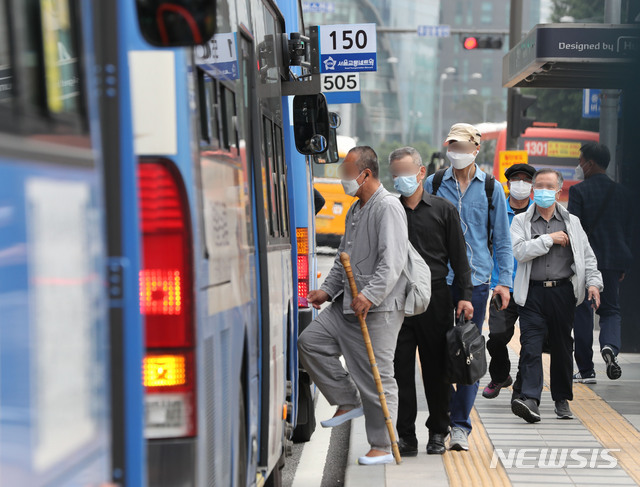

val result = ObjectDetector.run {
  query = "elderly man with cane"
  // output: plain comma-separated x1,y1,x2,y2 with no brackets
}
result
298,146,408,465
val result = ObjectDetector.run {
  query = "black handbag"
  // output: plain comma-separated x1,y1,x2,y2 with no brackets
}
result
446,315,487,385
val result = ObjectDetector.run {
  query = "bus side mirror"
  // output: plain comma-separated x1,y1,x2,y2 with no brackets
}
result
329,112,341,129
135,0,216,47
314,127,339,164
293,94,330,155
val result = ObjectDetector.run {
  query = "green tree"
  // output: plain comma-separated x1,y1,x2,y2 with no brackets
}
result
522,88,599,132
522,1,606,133
550,0,604,22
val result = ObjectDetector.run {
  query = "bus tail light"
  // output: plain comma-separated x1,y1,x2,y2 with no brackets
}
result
296,227,309,308
138,159,196,439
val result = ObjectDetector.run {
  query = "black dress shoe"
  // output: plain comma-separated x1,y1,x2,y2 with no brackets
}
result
397,438,418,457
427,433,446,455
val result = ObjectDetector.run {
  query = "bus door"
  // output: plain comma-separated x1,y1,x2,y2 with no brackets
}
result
251,4,294,477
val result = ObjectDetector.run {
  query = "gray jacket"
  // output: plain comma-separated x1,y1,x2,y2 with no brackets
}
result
511,203,603,306
321,185,409,314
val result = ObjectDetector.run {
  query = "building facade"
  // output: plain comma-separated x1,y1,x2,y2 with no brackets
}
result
435,0,540,146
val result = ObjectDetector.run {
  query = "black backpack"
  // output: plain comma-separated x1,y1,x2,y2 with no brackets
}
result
445,315,488,385
431,168,495,253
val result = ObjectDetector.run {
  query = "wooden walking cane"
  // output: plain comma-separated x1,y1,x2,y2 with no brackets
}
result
340,252,402,465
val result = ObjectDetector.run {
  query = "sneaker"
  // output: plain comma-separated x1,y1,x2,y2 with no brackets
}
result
554,400,573,419
573,371,597,384
449,427,469,451
601,346,622,380
511,397,541,423
482,375,513,399
396,438,418,457
427,432,447,455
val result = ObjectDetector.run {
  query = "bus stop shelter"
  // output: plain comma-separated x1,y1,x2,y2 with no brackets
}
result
502,23,640,352
503,23,638,89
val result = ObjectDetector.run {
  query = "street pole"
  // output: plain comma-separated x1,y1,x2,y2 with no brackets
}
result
601,0,622,181
506,0,523,150
436,73,446,149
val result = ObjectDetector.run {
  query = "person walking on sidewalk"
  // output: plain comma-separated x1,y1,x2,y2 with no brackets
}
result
389,147,474,456
298,146,409,466
483,164,535,400
425,123,513,451
511,168,603,423
569,142,633,384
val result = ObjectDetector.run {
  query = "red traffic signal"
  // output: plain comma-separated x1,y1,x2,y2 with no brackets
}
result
463,37,478,50
462,36,503,50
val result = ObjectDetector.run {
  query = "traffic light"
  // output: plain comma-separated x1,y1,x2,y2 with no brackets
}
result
461,36,503,50
508,90,537,139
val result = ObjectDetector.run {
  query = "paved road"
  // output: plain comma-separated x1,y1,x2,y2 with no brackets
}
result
282,392,351,487
283,254,351,487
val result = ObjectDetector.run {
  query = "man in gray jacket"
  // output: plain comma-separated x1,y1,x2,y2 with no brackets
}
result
510,168,603,423
298,146,408,465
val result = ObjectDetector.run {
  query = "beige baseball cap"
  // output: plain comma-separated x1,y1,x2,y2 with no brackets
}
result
444,123,482,146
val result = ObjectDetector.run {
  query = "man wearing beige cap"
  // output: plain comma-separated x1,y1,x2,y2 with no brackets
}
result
425,123,513,451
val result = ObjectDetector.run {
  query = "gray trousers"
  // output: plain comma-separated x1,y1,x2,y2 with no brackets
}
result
298,300,404,451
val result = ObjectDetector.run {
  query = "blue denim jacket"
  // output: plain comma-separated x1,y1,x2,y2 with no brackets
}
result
425,165,513,288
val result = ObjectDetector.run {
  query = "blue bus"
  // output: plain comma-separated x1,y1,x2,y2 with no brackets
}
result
0,0,322,485
0,0,142,485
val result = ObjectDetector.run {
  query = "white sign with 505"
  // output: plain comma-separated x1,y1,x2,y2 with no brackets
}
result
321,73,360,92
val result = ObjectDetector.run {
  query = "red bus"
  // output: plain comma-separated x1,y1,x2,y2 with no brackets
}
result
493,126,599,201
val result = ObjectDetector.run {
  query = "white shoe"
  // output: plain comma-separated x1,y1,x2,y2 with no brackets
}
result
357,454,394,465
320,407,364,428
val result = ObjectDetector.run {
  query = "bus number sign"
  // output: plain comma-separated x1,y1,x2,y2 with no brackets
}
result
524,140,548,157
322,73,361,104
524,140,581,158
322,73,359,91
319,23,377,73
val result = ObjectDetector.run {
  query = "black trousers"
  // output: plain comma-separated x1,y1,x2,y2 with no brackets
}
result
394,279,453,438
518,282,576,403
487,292,520,383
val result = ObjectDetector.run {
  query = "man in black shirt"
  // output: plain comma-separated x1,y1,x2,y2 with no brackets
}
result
390,147,474,455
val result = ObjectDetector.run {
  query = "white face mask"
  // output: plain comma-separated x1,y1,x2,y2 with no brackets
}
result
446,150,476,170
509,180,532,200
574,164,585,181
341,171,365,196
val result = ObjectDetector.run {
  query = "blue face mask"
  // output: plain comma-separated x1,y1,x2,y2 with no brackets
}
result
393,172,420,197
533,189,557,208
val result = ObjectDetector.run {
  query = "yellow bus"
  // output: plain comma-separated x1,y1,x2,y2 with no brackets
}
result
314,135,357,247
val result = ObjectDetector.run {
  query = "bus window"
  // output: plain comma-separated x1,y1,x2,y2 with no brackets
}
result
197,70,220,148
0,0,86,137
0,1,12,104
274,123,288,237
135,0,216,47
40,0,81,115
221,84,238,152
263,116,281,237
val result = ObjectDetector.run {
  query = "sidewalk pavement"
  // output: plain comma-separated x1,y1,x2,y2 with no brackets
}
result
345,328,640,487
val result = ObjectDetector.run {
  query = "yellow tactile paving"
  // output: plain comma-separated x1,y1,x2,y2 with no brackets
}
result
416,352,511,486
510,325,640,484
442,406,511,487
